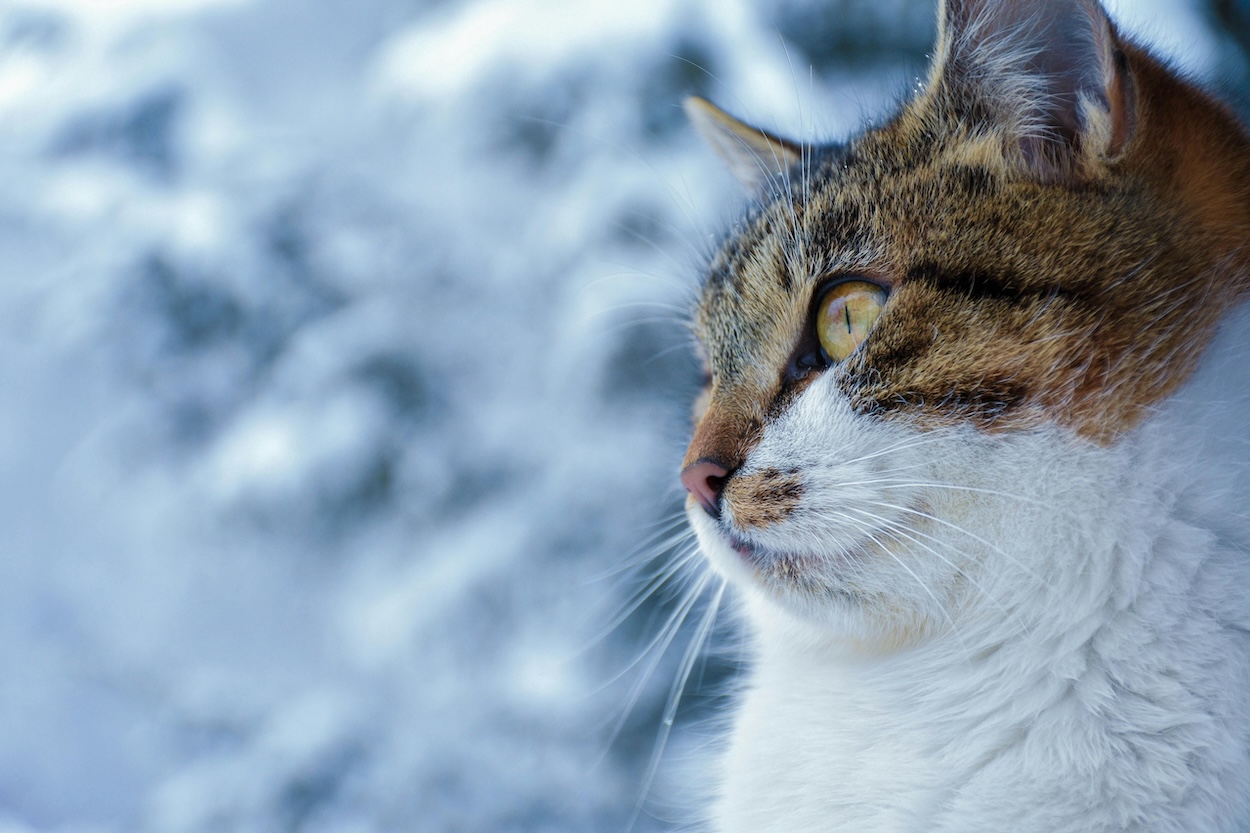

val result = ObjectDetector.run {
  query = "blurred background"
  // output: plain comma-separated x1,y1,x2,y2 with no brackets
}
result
0,0,1246,830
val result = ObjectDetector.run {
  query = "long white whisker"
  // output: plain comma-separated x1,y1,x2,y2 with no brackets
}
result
864,499,1055,590
832,433,954,467
842,505,1013,621
834,512,969,650
587,514,693,582
628,578,726,830
584,544,702,650
598,570,712,742
872,481,1045,505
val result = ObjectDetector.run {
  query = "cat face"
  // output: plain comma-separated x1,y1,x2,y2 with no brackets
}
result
682,0,1250,643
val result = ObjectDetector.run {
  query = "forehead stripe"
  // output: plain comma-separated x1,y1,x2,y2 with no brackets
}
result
906,262,1087,303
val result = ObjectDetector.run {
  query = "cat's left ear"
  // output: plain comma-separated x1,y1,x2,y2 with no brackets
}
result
932,0,1136,180
684,97,805,193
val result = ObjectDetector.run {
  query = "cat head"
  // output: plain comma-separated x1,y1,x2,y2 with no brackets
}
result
681,0,1250,647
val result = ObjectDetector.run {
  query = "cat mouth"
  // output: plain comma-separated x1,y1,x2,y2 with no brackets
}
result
725,530,818,571
721,521,882,578
727,532,755,557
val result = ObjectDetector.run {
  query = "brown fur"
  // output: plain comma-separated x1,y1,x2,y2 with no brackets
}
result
686,27,1250,498
725,468,804,529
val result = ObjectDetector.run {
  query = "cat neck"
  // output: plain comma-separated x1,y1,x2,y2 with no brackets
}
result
1130,45,1250,287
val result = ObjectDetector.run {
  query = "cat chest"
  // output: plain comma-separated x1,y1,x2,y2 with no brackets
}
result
713,619,1250,833
715,664,1020,833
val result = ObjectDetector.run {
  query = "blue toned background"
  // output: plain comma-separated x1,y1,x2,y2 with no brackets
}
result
0,0,1242,830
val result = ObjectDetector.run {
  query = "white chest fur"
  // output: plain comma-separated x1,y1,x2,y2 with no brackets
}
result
702,316,1250,833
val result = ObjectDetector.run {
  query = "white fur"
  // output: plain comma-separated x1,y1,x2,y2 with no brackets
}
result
689,308,1250,832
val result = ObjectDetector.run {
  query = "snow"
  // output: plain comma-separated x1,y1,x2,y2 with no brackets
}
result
0,0,1233,830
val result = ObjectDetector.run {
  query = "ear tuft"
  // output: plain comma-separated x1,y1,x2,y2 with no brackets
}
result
684,96,804,193
932,0,1136,180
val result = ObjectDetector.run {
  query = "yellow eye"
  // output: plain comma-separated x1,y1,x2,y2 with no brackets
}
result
816,280,887,363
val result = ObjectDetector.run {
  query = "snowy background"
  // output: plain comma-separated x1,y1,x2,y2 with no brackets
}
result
0,0,1246,831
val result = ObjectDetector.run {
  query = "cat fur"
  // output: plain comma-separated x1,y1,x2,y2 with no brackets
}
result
680,0,1250,830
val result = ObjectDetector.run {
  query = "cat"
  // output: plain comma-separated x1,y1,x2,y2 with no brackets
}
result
677,0,1250,830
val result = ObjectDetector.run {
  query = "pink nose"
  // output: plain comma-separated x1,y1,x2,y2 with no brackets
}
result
681,459,730,518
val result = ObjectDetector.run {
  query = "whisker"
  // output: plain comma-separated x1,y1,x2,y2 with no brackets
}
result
834,512,970,650
864,499,1055,591
645,339,705,366
576,267,696,301
589,298,692,317
597,570,711,716
611,208,711,269
833,432,955,467
628,578,727,831
871,481,1046,505
584,543,702,650
842,506,1014,621
599,314,693,339
587,513,693,581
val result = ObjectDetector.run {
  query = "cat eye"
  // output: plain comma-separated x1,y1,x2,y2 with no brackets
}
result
815,280,888,364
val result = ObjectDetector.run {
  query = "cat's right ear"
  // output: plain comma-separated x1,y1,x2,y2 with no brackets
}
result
930,0,1136,181
684,97,804,193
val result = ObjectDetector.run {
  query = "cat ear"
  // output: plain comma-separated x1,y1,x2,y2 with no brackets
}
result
932,0,1135,179
684,96,804,193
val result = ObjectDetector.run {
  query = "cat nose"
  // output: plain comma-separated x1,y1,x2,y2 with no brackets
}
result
681,459,730,518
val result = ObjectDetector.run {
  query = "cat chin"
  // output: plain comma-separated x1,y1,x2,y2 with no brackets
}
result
686,503,764,586
686,500,937,643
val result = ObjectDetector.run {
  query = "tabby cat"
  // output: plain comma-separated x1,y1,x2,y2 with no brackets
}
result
678,0,1250,830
